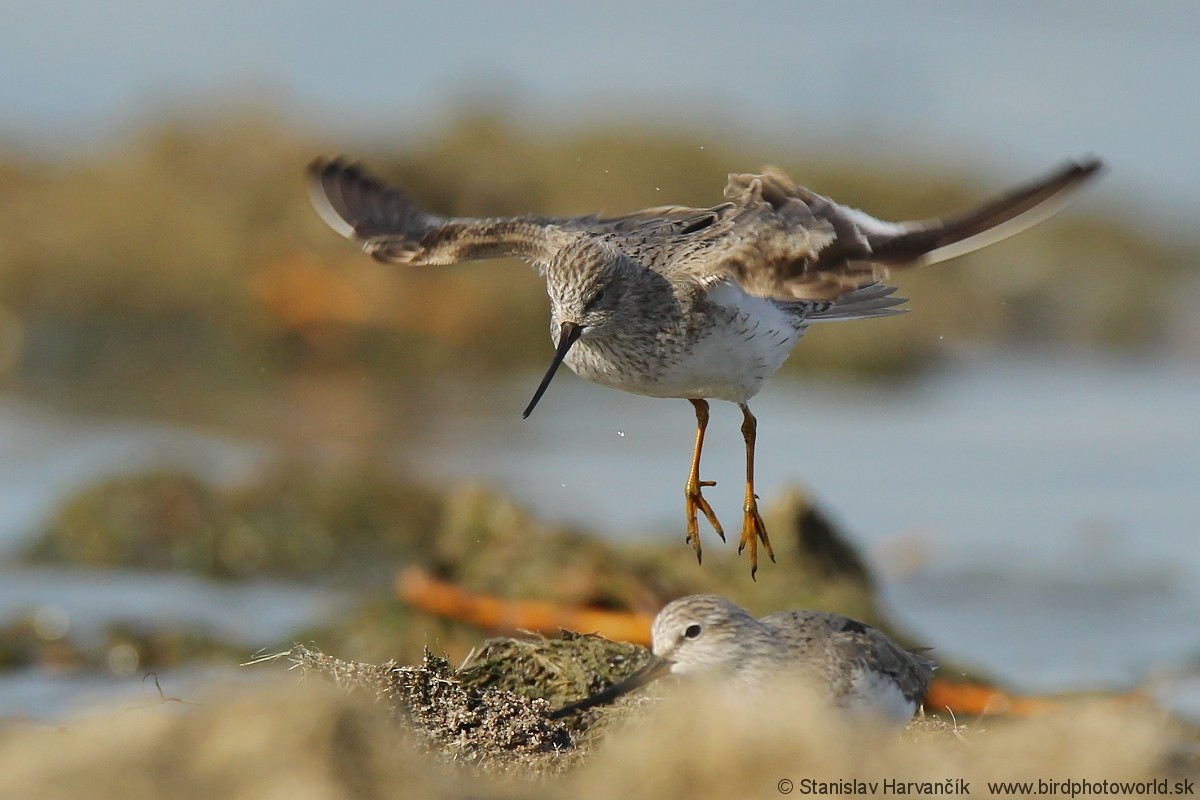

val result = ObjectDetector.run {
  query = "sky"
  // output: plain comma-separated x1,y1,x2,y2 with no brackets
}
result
2,1,1197,232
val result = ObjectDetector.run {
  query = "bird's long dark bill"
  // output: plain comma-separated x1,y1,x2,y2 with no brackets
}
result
549,656,671,719
522,321,583,419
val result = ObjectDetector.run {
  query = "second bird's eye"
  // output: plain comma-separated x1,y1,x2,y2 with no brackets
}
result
684,624,702,639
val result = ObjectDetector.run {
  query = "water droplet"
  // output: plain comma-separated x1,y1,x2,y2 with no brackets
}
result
107,643,140,675
32,605,70,640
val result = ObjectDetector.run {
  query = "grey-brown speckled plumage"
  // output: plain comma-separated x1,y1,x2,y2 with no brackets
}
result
306,157,1104,575
551,594,935,725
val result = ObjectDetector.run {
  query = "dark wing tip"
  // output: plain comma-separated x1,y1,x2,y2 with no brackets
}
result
306,155,369,240
305,156,431,244
1073,155,1106,179
868,154,1107,267
1050,155,1106,194
306,154,351,180
1031,155,1106,205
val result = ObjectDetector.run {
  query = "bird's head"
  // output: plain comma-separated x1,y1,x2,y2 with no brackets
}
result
546,594,768,720
650,594,769,676
523,237,664,417
544,237,634,336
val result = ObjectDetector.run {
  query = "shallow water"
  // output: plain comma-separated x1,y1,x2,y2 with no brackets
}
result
0,400,266,556
0,566,351,650
2,352,1199,718
0,564,352,720
0,664,289,723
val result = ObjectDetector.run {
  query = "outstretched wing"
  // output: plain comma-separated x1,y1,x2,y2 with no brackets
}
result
676,158,1103,301
308,156,1103,305
307,157,591,268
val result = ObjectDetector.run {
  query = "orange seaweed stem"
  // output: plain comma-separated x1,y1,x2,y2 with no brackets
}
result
395,568,655,645
924,679,1060,717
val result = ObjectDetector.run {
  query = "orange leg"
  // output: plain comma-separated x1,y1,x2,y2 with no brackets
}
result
737,403,775,578
684,399,725,563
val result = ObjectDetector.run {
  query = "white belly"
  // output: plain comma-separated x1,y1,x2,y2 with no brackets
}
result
563,283,808,403
842,671,920,726
649,285,807,402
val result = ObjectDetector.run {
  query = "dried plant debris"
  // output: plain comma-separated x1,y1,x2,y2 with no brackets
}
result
457,631,650,707
456,631,657,748
262,631,662,774
278,642,577,775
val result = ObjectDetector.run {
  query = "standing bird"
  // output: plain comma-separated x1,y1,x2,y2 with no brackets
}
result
550,594,935,725
307,156,1103,576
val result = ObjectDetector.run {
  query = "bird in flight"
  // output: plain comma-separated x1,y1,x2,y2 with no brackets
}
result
307,155,1103,577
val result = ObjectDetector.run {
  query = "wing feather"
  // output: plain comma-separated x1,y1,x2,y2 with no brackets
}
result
686,159,1103,301
307,157,583,267
307,156,1103,304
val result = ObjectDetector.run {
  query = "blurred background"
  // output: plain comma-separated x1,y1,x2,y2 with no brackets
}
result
0,1,1198,721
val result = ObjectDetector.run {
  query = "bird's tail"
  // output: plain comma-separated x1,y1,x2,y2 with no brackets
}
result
807,283,908,322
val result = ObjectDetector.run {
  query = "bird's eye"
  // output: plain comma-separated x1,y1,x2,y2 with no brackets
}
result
684,624,702,640
585,288,606,310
